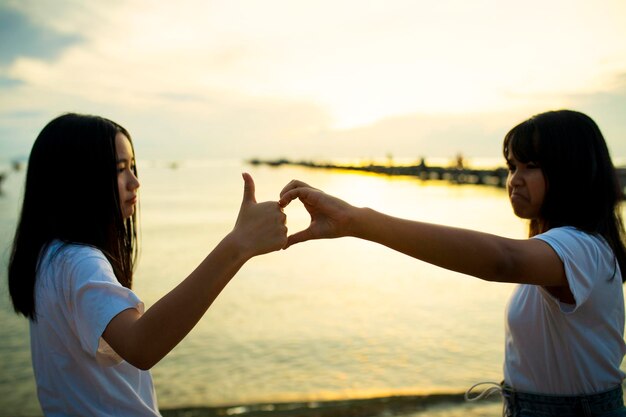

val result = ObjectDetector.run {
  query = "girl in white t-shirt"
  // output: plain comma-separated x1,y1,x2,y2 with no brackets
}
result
278,110,626,416
8,113,287,416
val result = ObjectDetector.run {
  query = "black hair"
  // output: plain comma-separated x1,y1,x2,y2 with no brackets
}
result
503,109,626,281
8,113,139,319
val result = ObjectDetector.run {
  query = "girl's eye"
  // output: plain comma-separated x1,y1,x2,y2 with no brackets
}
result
506,162,516,172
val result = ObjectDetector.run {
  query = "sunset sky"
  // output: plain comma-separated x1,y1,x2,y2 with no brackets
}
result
1,0,625,163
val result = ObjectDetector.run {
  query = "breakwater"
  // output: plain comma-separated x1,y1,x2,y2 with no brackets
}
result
248,158,626,198
248,158,626,196
249,158,510,188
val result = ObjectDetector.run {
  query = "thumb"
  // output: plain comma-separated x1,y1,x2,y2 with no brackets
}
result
285,227,314,249
241,172,257,205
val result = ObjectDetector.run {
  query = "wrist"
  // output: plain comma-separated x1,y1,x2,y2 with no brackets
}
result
221,230,254,264
345,206,369,238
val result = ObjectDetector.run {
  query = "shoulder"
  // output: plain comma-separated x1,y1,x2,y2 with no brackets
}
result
40,240,116,284
43,240,108,263
51,240,107,258
533,226,608,255
533,226,617,280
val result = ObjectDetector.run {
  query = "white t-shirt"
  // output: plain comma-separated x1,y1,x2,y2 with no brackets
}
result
30,240,160,416
504,226,626,395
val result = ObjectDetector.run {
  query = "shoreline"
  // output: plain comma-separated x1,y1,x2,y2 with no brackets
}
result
2,391,503,417
159,391,501,417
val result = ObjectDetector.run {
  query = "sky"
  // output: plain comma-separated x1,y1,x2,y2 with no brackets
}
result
1,0,626,164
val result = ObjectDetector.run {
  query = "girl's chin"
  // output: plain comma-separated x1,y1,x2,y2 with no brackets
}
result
122,206,135,220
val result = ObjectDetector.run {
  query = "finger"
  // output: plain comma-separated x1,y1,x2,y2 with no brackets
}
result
279,179,312,198
241,172,257,205
278,188,306,208
285,228,314,248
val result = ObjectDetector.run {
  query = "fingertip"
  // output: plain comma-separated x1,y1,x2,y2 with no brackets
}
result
241,172,257,203
280,189,294,201
242,172,254,184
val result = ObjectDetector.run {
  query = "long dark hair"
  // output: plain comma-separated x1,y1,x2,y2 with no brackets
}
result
503,109,626,281
8,113,139,320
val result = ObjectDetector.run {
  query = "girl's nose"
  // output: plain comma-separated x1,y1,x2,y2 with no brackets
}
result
129,172,140,190
508,170,523,187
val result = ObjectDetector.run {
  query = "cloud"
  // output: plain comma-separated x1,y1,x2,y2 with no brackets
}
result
305,111,515,163
0,4,82,65
0,76,22,88
0,79,333,161
567,75,626,160
306,77,626,163
1,0,626,164
2,66,625,164
123,93,333,161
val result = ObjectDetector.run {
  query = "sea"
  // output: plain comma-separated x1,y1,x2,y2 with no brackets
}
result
0,158,623,417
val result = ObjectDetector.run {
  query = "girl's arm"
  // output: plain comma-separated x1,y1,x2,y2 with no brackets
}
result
103,174,287,370
279,180,566,287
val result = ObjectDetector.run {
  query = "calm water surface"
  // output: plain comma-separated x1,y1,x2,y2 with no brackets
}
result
0,159,620,416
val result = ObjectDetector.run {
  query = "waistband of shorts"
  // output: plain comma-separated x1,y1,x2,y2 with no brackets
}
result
502,384,624,413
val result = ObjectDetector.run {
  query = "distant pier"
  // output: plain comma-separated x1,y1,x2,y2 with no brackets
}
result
249,158,508,188
248,158,626,197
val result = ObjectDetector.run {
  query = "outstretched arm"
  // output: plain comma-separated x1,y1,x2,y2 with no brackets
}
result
279,179,566,287
103,173,287,370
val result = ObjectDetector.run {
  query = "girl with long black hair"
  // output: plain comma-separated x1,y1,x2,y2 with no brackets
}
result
279,110,626,416
9,113,287,416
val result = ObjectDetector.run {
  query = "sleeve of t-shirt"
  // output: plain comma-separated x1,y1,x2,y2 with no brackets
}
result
65,248,144,366
533,227,602,312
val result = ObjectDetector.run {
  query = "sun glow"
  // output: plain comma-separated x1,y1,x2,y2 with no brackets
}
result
2,0,626,159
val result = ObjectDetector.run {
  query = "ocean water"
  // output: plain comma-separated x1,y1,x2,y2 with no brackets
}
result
0,159,620,417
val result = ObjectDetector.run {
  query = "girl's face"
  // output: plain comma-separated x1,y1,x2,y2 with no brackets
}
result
115,133,140,220
506,150,546,220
